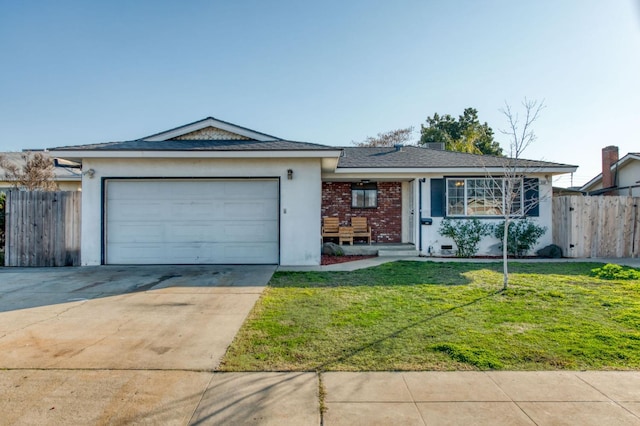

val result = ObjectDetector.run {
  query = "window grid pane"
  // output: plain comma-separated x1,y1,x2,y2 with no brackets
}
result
447,179,465,215
352,188,378,208
446,177,525,217
364,189,377,207
352,190,364,208
508,179,523,215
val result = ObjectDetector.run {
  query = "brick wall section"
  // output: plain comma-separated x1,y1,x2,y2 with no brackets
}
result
321,181,402,243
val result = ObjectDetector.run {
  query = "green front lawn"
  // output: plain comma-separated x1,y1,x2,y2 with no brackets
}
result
220,261,640,372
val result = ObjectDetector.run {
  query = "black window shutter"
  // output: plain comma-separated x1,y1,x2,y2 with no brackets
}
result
431,178,446,217
524,177,539,217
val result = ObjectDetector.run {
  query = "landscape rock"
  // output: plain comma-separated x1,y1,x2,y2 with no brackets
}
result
322,242,344,256
537,244,563,258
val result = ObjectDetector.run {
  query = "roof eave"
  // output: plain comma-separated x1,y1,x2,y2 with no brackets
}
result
48,149,344,161
333,166,578,174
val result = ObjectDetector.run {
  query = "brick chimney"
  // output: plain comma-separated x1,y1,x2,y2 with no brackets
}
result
601,145,619,191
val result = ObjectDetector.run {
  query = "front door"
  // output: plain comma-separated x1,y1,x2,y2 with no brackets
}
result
402,180,415,244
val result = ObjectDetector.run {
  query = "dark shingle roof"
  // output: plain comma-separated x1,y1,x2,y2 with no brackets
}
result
50,139,336,151
337,146,576,169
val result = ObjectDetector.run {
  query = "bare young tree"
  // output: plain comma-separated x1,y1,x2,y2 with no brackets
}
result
352,127,415,147
0,192,5,254
0,151,59,191
494,98,545,289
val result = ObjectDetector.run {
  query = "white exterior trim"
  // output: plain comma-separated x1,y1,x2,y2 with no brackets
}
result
49,150,343,160
330,167,577,175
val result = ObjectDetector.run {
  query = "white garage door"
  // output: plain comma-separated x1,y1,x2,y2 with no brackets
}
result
105,179,279,264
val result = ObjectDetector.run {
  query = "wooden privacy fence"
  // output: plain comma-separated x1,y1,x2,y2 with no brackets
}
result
5,190,81,266
553,195,640,258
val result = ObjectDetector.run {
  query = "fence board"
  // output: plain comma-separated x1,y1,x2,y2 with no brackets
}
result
553,195,640,258
5,190,81,266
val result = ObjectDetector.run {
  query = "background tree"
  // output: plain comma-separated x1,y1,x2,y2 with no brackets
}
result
0,151,58,191
353,126,415,147
491,99,545,289
420,108,503,156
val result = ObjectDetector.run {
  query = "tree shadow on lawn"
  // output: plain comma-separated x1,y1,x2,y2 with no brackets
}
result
312,288,505,371
270,260,606,289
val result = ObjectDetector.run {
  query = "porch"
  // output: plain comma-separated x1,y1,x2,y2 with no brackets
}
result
321,181,416,245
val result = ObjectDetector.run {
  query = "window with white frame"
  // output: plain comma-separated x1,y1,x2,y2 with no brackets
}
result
446,177,523,216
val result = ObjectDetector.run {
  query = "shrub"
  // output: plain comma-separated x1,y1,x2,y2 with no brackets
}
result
494,219,546,258
590,264,640,280
438,218,491,258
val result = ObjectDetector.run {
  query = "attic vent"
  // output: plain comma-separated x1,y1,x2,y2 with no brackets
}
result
424,142,445,150
394,144,404,152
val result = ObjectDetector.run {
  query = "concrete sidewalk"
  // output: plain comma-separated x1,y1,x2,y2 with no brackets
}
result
3,370,640,424
322,371,640,425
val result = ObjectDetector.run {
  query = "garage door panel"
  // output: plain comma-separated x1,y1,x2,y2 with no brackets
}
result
107,242,279,264
108,220,278,244
108,201,165,220
223,200,278,219
223,181,275,197
170,202,219,218
108,223,169,243
106,179,279,264
222,221,278,240
221,243,279,263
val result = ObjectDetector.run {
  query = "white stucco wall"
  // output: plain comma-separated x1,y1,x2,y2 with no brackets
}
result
418,175,554,256
80,157,322,266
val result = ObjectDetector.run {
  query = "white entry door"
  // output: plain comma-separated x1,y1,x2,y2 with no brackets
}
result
105,179,279,264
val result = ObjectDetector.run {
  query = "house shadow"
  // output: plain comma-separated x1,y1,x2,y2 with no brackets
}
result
0,264,276,314
270,259,602,289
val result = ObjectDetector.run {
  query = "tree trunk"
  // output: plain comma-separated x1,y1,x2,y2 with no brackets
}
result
502,219,509,290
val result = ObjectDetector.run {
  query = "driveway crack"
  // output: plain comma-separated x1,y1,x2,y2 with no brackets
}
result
0,298,92,341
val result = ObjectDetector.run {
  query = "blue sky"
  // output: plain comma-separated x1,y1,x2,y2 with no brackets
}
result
1,1,639,187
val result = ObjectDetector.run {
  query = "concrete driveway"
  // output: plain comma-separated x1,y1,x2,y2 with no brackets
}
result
0,265,292,425
0,265,274,370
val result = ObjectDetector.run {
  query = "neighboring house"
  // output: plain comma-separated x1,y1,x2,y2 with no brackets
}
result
553,186,583,196
580,146,640,196
49,117,577,266
0,151,82,192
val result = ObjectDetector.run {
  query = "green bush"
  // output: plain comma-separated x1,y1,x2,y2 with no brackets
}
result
493,219,546,257
590,264,640,280
438,218,491,257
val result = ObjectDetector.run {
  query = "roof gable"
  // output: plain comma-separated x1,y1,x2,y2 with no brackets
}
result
141,117,280,142
169,126,251,141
